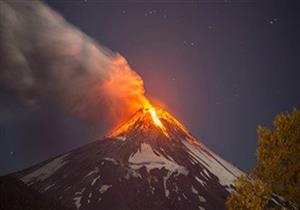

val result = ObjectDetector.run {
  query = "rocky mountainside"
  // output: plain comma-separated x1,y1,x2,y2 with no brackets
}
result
14,107,243,210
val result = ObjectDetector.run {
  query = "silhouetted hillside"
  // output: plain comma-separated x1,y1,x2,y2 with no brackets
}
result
0,176,72,210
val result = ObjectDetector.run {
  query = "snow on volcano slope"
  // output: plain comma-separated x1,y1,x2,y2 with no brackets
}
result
22,154,69,185
182,141,243,187
128,143,188,175
14,108,243,210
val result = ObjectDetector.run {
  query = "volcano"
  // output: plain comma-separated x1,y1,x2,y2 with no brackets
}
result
14,107,243,210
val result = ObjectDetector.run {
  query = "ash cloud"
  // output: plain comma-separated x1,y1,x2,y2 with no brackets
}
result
0,0,148,127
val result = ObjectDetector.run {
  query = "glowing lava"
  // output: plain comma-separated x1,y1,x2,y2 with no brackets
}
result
146,106,169,137
149,108,163,127
109,104,171,138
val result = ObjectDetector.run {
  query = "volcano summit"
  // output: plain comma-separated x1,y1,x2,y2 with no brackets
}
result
14,107,243,210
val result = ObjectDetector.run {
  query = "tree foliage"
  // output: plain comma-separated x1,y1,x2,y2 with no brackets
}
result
227,108,300,210
226,175,272,210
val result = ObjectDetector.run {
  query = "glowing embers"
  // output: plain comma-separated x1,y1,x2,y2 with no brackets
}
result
144,107,169,137
109,105,170,138
149,108,163,127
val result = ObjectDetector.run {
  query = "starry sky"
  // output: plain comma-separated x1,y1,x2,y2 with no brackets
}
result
0,0,299,175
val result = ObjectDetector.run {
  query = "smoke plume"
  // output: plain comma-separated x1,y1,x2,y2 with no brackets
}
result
0,0,150,127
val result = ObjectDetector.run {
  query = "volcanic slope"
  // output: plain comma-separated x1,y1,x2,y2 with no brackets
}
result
15,108,243,210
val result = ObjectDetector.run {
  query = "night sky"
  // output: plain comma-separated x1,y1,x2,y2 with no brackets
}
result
0,0,299,175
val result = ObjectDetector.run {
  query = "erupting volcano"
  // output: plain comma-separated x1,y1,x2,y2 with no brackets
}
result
110,106,171,138
14,104,243,210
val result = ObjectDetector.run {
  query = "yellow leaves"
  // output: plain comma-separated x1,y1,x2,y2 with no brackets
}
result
227,108,300,209
226,175,272,210
255,109,300,205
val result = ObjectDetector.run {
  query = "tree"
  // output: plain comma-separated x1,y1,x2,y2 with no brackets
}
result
226,175,272,210
227,108,300,210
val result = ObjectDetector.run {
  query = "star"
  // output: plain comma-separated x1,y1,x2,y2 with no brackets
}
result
10,151,14,155
122,10,126,14
268,18,278,25
208,25,216,30
183,40,196,47
145,10,157,17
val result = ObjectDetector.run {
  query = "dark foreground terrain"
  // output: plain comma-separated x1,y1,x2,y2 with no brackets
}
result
0,176,72,210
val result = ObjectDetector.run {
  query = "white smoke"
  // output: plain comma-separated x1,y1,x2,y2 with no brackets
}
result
0,0,148,126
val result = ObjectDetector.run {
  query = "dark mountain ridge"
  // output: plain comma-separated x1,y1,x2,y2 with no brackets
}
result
13,107,243,210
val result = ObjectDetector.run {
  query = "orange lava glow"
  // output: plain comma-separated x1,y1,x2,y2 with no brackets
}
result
109,105,170,138
149,107,163,127
102,55,182,140
146,106,169,137
102,55,152,127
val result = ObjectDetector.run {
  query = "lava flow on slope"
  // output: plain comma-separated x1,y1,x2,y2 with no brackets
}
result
14,105,243,210
109,106,196,142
